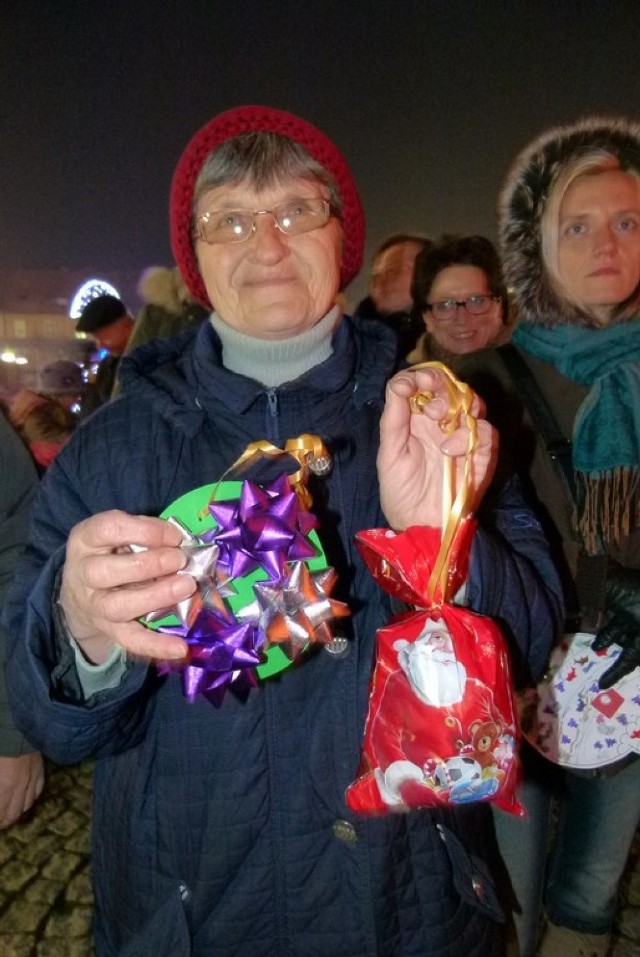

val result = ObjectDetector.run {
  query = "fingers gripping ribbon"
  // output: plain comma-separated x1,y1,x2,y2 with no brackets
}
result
408,361,479,603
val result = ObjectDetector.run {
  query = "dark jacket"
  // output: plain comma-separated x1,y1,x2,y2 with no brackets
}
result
0,412,38,755
79,353,121,419
408,339,578,586
3,316,562,957
354,295,424,362
128,266,209,352
127,302,208,352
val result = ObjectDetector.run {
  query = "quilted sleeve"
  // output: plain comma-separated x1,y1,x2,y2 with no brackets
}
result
466,474,565,686
2,414,157,766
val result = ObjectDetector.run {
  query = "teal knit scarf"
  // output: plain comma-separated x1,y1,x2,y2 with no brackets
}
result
513,320,640,549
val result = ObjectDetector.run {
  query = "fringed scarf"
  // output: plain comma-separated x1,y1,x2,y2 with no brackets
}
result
512,320,640,553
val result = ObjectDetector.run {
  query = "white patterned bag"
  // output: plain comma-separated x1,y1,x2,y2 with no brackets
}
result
520,632,640,770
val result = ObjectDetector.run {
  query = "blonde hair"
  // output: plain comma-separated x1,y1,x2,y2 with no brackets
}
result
540,150,640,322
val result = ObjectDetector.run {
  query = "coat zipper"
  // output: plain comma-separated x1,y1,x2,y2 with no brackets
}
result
266,388,280,444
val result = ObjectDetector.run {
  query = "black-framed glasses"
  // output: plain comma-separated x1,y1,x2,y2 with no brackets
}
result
425,295,500,323
193,197,331,245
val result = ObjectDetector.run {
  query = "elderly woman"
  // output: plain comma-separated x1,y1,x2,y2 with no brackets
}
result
4,107,561,957
497,116,640,957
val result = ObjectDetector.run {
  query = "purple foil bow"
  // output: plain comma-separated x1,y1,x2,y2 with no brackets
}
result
158,607,264,707
205,475,318,581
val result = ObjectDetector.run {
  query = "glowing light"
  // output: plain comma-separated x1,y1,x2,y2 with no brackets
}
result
14,356,28,365
1,351,16,363
69,279,121,320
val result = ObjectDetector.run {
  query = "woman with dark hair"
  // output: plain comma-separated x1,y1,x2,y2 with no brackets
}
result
409,234,511,362
408,237,535,507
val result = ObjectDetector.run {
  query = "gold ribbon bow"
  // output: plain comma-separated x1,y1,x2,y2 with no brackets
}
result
408,361,478,603
207,434,331,513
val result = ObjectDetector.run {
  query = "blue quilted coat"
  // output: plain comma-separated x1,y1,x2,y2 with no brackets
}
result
4,317,562,956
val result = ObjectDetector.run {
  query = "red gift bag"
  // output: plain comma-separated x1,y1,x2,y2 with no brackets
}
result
346,364,522,816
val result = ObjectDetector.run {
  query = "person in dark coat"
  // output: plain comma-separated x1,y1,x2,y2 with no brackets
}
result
497,116,640,957
0,411,44,828
76,294,134,417
3,106,563,957
126,266,209,352
355,232,433,360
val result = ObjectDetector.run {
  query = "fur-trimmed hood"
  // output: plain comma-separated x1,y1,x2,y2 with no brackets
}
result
137,266,196,313
499,115,640,327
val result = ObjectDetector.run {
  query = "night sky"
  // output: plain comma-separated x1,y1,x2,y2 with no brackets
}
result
2,0,640,303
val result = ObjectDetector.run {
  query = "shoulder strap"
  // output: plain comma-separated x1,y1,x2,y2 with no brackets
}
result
499,343,608,621
499,343,576,509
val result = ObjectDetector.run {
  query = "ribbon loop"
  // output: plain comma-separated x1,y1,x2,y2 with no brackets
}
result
203,434,331,516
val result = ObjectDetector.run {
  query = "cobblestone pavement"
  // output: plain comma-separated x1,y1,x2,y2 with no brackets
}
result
0,761,638,956
0,762,94,957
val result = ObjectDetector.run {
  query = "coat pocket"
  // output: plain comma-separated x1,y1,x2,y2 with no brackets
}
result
114,882,192,957
438,823,505,924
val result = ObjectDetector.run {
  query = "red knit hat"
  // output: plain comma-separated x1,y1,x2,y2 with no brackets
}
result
170,105,365,307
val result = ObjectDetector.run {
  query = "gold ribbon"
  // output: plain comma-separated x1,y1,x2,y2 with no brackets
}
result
203,434,330,517
407,361,478,603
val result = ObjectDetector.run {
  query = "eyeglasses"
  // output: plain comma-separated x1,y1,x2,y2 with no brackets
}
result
193,197,331,245
425,295,500,323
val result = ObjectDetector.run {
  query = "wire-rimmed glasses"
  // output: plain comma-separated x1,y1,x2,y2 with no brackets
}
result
194,197,331,245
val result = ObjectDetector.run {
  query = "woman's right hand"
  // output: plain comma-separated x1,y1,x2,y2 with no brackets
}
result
59,510,196,664
378,366,497,530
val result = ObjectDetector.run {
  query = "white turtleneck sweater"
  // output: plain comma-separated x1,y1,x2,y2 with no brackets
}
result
209,305,341,386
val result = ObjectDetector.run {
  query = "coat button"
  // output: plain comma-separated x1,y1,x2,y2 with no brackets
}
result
333,819,357,843
324,636,350,658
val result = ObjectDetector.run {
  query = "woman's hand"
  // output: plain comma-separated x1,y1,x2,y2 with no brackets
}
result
377,366,498,530
0,753,45,829
59,510,196,664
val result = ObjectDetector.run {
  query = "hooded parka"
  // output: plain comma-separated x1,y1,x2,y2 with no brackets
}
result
499,115,640,578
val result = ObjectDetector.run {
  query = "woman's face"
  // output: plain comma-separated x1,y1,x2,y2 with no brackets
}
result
557,169,640,322
194,175,343,339
423,265,503,355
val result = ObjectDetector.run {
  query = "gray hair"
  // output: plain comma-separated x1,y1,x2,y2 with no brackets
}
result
193,131,342,216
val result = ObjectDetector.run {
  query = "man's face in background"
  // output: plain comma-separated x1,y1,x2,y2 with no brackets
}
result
370,240,424,314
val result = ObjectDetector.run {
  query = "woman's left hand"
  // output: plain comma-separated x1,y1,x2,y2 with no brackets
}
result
377,366,498,530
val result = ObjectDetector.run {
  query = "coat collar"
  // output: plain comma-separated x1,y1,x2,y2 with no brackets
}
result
118,315,397,436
